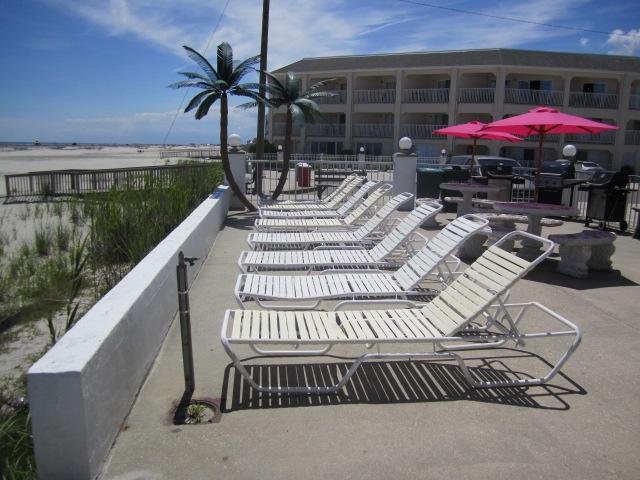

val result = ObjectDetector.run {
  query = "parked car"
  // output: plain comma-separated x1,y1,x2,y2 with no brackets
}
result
575,161,604,173
446,155,521,176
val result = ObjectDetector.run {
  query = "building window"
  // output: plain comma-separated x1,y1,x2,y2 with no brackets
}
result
583,83,606,94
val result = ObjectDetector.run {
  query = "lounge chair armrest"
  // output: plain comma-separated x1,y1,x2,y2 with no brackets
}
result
318,268,386,275
313,245,366,251
335,299,421,311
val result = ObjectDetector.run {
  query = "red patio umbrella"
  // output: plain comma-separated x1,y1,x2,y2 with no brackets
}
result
482,106,618,199
434,121,523,167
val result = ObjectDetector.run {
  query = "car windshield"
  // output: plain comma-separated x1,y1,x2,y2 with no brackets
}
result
477,158,519,167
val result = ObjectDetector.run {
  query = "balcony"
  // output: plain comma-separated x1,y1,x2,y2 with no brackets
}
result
306,123,345,137
458,88,495,104
352,123,394,137
400,124,447,139
402,88,449,104
271,123,300,136
565,131,616,145
625,130,640,145
524,134,561,143
629,94,640,110
353,89,396,104
568,92,618,109
504,88,564,106
315,90,346,105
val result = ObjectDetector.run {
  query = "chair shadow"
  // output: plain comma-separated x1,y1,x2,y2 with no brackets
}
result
220,348,586,413
224,211,257,231
525,258,638,289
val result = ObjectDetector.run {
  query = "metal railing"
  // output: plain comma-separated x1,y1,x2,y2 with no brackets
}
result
458,87,495,104
402,88,449,103
629,94,640,110
352,123,394,138
625,130,640,145
566,131,616,145
353,89,396,104
400,124,447,139
315,90,346,104
4,164,216,198
523,134,561,143
306,123,345,137
245,158,394,203
504,88,564,106
568,91,618,109
159,148,219,159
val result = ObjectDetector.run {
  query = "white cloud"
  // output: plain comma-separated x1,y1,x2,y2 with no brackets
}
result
605,28,640,56
580,37,589,47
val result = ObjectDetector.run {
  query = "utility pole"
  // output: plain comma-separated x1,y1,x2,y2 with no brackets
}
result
254,0,270,196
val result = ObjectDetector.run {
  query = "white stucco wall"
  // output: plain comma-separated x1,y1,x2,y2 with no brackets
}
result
27,185,231,480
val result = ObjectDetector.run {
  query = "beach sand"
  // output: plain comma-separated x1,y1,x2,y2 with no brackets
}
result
0,145,174,196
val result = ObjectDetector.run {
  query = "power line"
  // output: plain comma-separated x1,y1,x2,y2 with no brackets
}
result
162,0,232,147
397,0,640,39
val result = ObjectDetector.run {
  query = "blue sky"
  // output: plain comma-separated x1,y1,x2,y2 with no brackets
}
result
0,0,639,144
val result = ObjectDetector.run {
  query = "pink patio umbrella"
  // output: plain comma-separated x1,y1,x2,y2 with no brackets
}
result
482,106,618,199
434,121,523,167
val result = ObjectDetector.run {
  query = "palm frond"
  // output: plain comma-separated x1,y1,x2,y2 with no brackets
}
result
236,100,260,110
194,92,220,120
167,79,214,90
260,70,287,94
183,45,218,82
233,88,271,107
216,42,234,81
303,78,337,95
184,90,211,113
230,54,261,85
294,98,321,113
289,103,305,125
178,71,211,82
305,91,336,100
285,72,301,99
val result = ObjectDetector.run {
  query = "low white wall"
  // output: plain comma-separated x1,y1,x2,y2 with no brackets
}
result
27,185,231,480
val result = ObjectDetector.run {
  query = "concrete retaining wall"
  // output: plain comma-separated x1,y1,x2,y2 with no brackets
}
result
27,185,231,480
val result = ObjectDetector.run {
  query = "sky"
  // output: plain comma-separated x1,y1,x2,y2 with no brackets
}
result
0,0,639,144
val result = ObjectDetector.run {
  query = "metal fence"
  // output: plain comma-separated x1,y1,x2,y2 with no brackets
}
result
159,148,219,159
245,156,639,230
4,164,216,198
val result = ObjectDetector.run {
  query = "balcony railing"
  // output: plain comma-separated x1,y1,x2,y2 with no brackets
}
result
402,88,449,104
306,123,345,137
400,124,447,139
271,123,300,136
524,134,561,143
504,88,564,106
625,130,640,145
566,131,616,145
315,90,346,104
568,92,618,109
629,94,640,110
458,87,495,104
353,89,396,104
352,123,394,137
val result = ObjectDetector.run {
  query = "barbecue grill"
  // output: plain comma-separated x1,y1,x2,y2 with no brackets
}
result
579,171,631,232
536,160,585,205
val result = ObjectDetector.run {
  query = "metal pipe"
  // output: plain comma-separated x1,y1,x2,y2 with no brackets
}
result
176,251,197,395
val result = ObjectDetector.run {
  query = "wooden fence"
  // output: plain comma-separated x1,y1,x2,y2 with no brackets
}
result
4,164,216,198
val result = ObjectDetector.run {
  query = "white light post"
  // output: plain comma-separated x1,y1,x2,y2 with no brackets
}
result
393,136,416,210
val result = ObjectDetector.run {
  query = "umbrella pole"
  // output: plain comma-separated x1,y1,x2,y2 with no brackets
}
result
535,132,545,202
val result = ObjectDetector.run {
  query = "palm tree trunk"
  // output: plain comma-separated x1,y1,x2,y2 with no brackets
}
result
220,94,256,211
271,109,292,199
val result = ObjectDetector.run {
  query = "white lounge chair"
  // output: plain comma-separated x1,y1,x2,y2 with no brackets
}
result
239,198,443,272
221,231,581,393
254,183,391,232
247,195,434,251
259,180,381,218
235,214,489,309
259,174,363,209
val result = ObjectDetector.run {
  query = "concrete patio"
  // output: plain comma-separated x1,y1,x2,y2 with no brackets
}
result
101,211,640,480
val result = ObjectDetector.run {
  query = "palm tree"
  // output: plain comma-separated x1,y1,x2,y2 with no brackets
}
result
244,72,334,199
168,43,264,211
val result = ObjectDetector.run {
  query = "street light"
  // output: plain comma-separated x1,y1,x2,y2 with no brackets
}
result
399,137,412,151
228,133,241,150
562,144,577,158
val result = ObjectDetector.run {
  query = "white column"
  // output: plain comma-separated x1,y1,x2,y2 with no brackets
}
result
393,149,417,210
393,71,403,149
227,149,247,209
345,72,354,150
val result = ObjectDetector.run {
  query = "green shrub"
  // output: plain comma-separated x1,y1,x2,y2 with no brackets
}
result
0,407,35,479
33,225,52,256
54,223,71,252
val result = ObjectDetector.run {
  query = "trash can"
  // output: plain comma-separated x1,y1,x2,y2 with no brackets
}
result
487,174,514,201
416,167,445,199
296,162,311,187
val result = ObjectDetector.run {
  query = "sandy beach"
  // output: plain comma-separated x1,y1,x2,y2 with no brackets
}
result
0,145,177,196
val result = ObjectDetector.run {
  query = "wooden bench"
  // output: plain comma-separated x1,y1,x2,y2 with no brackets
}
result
548,230,616,278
